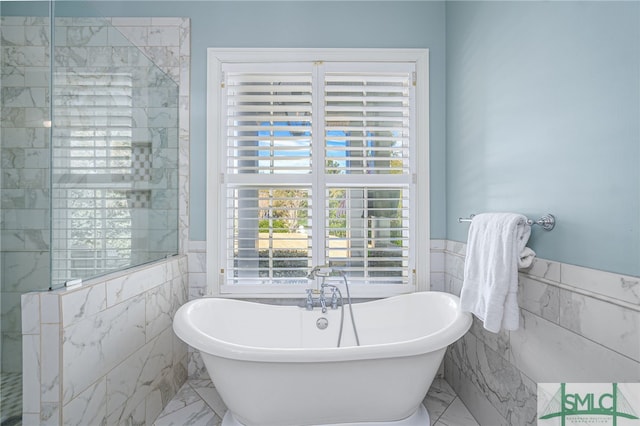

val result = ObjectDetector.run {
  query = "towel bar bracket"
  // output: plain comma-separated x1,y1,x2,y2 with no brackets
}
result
533,214,555,231
458,213,556,231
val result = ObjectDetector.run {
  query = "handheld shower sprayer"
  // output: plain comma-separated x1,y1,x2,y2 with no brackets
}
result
306,265,333,279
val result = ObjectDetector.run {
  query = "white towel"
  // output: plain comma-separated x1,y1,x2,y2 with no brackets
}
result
459,213,535,333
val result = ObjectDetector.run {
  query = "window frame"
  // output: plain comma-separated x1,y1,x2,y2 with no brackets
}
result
207,48,430,298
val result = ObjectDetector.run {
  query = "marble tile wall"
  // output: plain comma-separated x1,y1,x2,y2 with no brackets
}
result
439,240,640,425
21,255,189,425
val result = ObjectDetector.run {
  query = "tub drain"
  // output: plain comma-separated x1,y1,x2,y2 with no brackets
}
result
316,317,329,330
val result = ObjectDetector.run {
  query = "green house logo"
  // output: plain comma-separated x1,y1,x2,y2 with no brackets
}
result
539,383,639,426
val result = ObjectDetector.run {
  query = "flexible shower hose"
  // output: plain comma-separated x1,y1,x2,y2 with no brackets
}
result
321,273,360,347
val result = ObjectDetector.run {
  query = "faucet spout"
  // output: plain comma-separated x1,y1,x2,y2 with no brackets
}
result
319,288,327,313
330,287,339,310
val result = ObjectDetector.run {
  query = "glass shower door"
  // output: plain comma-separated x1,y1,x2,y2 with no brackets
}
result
0,3,52,424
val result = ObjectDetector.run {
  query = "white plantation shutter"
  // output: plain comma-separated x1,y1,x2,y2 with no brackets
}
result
324,67,412,176
218,56,418,292
321,63,414,284
224,64,313,176
224,186,312,285
325,186,410,284
223,64,315,284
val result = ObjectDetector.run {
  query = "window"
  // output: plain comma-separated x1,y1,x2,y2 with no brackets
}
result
207,49,429,297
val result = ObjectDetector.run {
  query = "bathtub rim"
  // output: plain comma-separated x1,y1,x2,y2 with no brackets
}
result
173,291,472,363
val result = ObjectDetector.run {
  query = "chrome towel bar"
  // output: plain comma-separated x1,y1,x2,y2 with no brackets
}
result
458,213,556,231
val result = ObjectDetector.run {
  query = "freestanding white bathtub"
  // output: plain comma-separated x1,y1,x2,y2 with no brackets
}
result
173,291,472,426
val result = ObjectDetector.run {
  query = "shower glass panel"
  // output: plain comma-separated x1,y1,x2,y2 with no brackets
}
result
51,14,179,288
1,3,52,424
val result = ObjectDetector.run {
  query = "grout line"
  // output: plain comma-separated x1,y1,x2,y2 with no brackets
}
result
452,396,482,426
518,270,640,312
424,378,459,425
187,380,221,418
519,304,640,364
432,395,457,424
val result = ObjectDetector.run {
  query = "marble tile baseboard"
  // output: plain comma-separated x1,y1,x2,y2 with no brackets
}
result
441,239,640,426
444,240,640,309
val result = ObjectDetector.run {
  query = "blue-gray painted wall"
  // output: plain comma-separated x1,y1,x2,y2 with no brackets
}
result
3,1,639,277
446,1,640,276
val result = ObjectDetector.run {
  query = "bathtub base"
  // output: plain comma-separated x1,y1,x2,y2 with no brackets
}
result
221,404,430,426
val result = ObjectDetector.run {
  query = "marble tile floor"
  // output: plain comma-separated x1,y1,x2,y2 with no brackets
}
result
1,372,22,426
154,377,479,426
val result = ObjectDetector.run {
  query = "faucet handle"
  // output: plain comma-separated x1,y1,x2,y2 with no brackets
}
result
305,288,314,310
